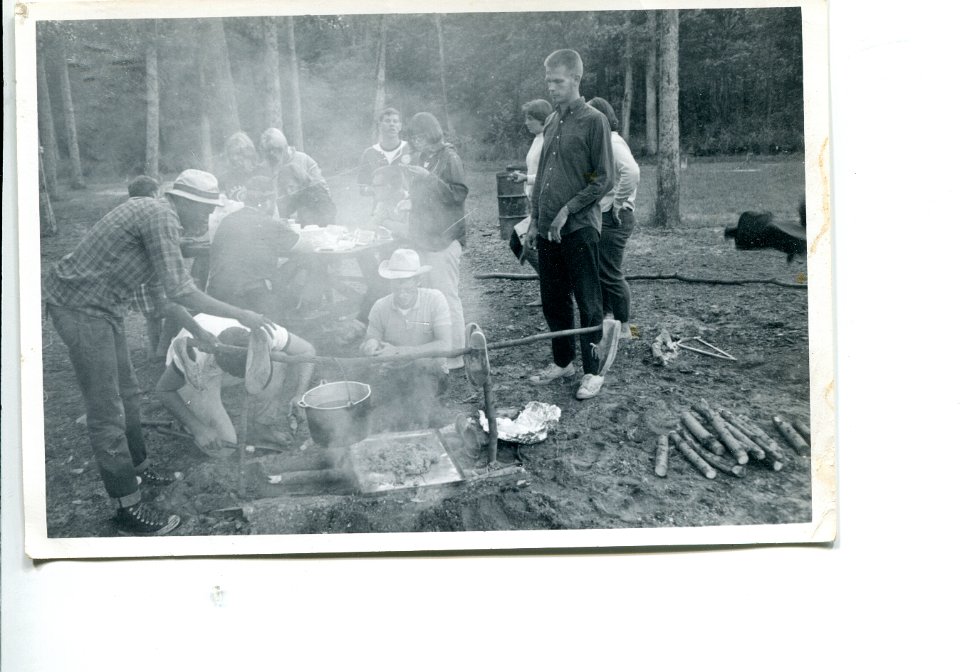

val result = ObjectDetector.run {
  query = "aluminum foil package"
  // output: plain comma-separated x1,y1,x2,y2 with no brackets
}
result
478,401,562,444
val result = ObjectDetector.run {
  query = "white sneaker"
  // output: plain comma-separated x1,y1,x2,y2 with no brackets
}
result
619,323,634,341
530,362,576,384
575,373,604,400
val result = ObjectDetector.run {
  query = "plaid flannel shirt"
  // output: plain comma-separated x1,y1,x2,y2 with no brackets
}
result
43,197,197,321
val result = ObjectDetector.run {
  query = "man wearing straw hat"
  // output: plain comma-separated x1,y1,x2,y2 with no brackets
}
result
43,169,275,536
360,248,452,430
155,314,316,457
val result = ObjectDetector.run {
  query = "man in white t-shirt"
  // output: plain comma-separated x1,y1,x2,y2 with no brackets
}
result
358,107,413,195
360,249,452,430
155,314,316,455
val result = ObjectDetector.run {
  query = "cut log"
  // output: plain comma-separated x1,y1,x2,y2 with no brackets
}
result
693,399,748,465
793,419,812,443
679,429,744,478
773,415,810,455
668,431,716,480
721,410,789,463
655,434,670,477
714,411,766,462
680,411,724,456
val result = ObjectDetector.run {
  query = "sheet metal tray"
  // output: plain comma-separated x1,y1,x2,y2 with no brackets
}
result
347,428,465,494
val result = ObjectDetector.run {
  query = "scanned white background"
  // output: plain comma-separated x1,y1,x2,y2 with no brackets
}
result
3,0,958,668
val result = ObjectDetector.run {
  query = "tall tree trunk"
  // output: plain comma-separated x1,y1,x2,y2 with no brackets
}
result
210,18,241,136
144,20,160,180
655,10,680,228
644,16,658,156
620,24,635,143
197,30,214,172
283,17,304,150
263,17,284,130
434,14,453,136
56,39,85,189
372,14,387,140
37,51,59,198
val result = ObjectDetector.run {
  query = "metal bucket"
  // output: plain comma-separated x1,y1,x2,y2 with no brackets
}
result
496,171,530,240
298,381,372,448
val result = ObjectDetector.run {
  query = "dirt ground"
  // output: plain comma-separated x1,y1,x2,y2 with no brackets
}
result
39,158,811,538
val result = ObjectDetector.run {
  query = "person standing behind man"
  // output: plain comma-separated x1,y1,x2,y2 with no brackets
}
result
522,49,613,400
261,127,336,227
507,98,553,278
43,169,275,535
358,107,413,196
587,97,641,341
402,112,469,369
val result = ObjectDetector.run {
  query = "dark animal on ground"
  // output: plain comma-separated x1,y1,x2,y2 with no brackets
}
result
724,205,806,262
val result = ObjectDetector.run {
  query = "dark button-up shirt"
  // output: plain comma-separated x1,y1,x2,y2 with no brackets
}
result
530,97,613,238
42,197,197,321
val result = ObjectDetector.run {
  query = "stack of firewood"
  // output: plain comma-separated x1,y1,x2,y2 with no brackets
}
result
654,399,811,480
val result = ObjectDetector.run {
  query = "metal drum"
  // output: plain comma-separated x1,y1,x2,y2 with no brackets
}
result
496,171,530,240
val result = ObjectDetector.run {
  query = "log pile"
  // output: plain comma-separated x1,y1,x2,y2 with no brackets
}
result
654,399,810,480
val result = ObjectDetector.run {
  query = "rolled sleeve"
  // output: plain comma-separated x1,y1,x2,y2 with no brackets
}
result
140,208,198,300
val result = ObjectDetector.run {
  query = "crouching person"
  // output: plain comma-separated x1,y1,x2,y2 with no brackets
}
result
156,315,316,457
359,249,452,431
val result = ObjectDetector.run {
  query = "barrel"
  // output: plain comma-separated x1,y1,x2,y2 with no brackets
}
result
496,171,530,240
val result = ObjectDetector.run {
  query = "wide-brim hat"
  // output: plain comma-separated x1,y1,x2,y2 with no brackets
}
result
378,248,432,279
167,169,224,206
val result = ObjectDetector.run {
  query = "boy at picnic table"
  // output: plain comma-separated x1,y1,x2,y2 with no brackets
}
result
43,169,275,536
359,249,452,430
205,176,313,317
155,314,316,455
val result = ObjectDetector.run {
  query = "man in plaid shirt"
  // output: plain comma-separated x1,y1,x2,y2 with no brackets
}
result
44,169,275,536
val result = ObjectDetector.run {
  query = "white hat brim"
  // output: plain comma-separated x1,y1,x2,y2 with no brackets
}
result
378,260,432,279
166,188,224,206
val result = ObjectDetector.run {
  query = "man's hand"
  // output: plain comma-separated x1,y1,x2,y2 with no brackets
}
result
547,205,569,242
237,310,276,335
612,207,623,226
511,171,527,183
192,425,222,453
359,338,382,356
194,327,220,353
377,343,402,357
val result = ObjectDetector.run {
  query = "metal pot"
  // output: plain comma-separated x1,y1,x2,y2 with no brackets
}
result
297,380,372,448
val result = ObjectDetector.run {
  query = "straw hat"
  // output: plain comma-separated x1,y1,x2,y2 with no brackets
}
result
166,169,224,205
378,248,432,279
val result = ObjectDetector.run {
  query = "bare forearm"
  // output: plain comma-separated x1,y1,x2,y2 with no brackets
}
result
158,389,206,436
174,289,249,322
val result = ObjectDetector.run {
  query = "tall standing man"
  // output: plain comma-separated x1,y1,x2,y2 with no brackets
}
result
44,169,275,536
523,49,613,400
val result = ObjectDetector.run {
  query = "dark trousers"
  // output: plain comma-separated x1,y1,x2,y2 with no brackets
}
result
598,208,636,322
536,226,604,375
47,305,147,506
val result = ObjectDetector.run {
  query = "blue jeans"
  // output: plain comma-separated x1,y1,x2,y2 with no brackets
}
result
599,208,636,322
536,226,604,375
47,305,148,506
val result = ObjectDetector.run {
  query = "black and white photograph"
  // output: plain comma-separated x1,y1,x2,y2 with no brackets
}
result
15,0,835,558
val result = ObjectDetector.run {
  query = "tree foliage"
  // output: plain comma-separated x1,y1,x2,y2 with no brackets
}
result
35,8,803,180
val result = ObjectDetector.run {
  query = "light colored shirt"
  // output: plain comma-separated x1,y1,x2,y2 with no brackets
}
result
366,288,451,349
600,132,641,213
524,132,544,199
167,314,289,390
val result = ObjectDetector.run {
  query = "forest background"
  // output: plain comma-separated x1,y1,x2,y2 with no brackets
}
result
35,8,804,191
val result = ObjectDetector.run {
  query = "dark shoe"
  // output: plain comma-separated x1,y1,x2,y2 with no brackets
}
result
136,467,181,487
115,502,181,536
